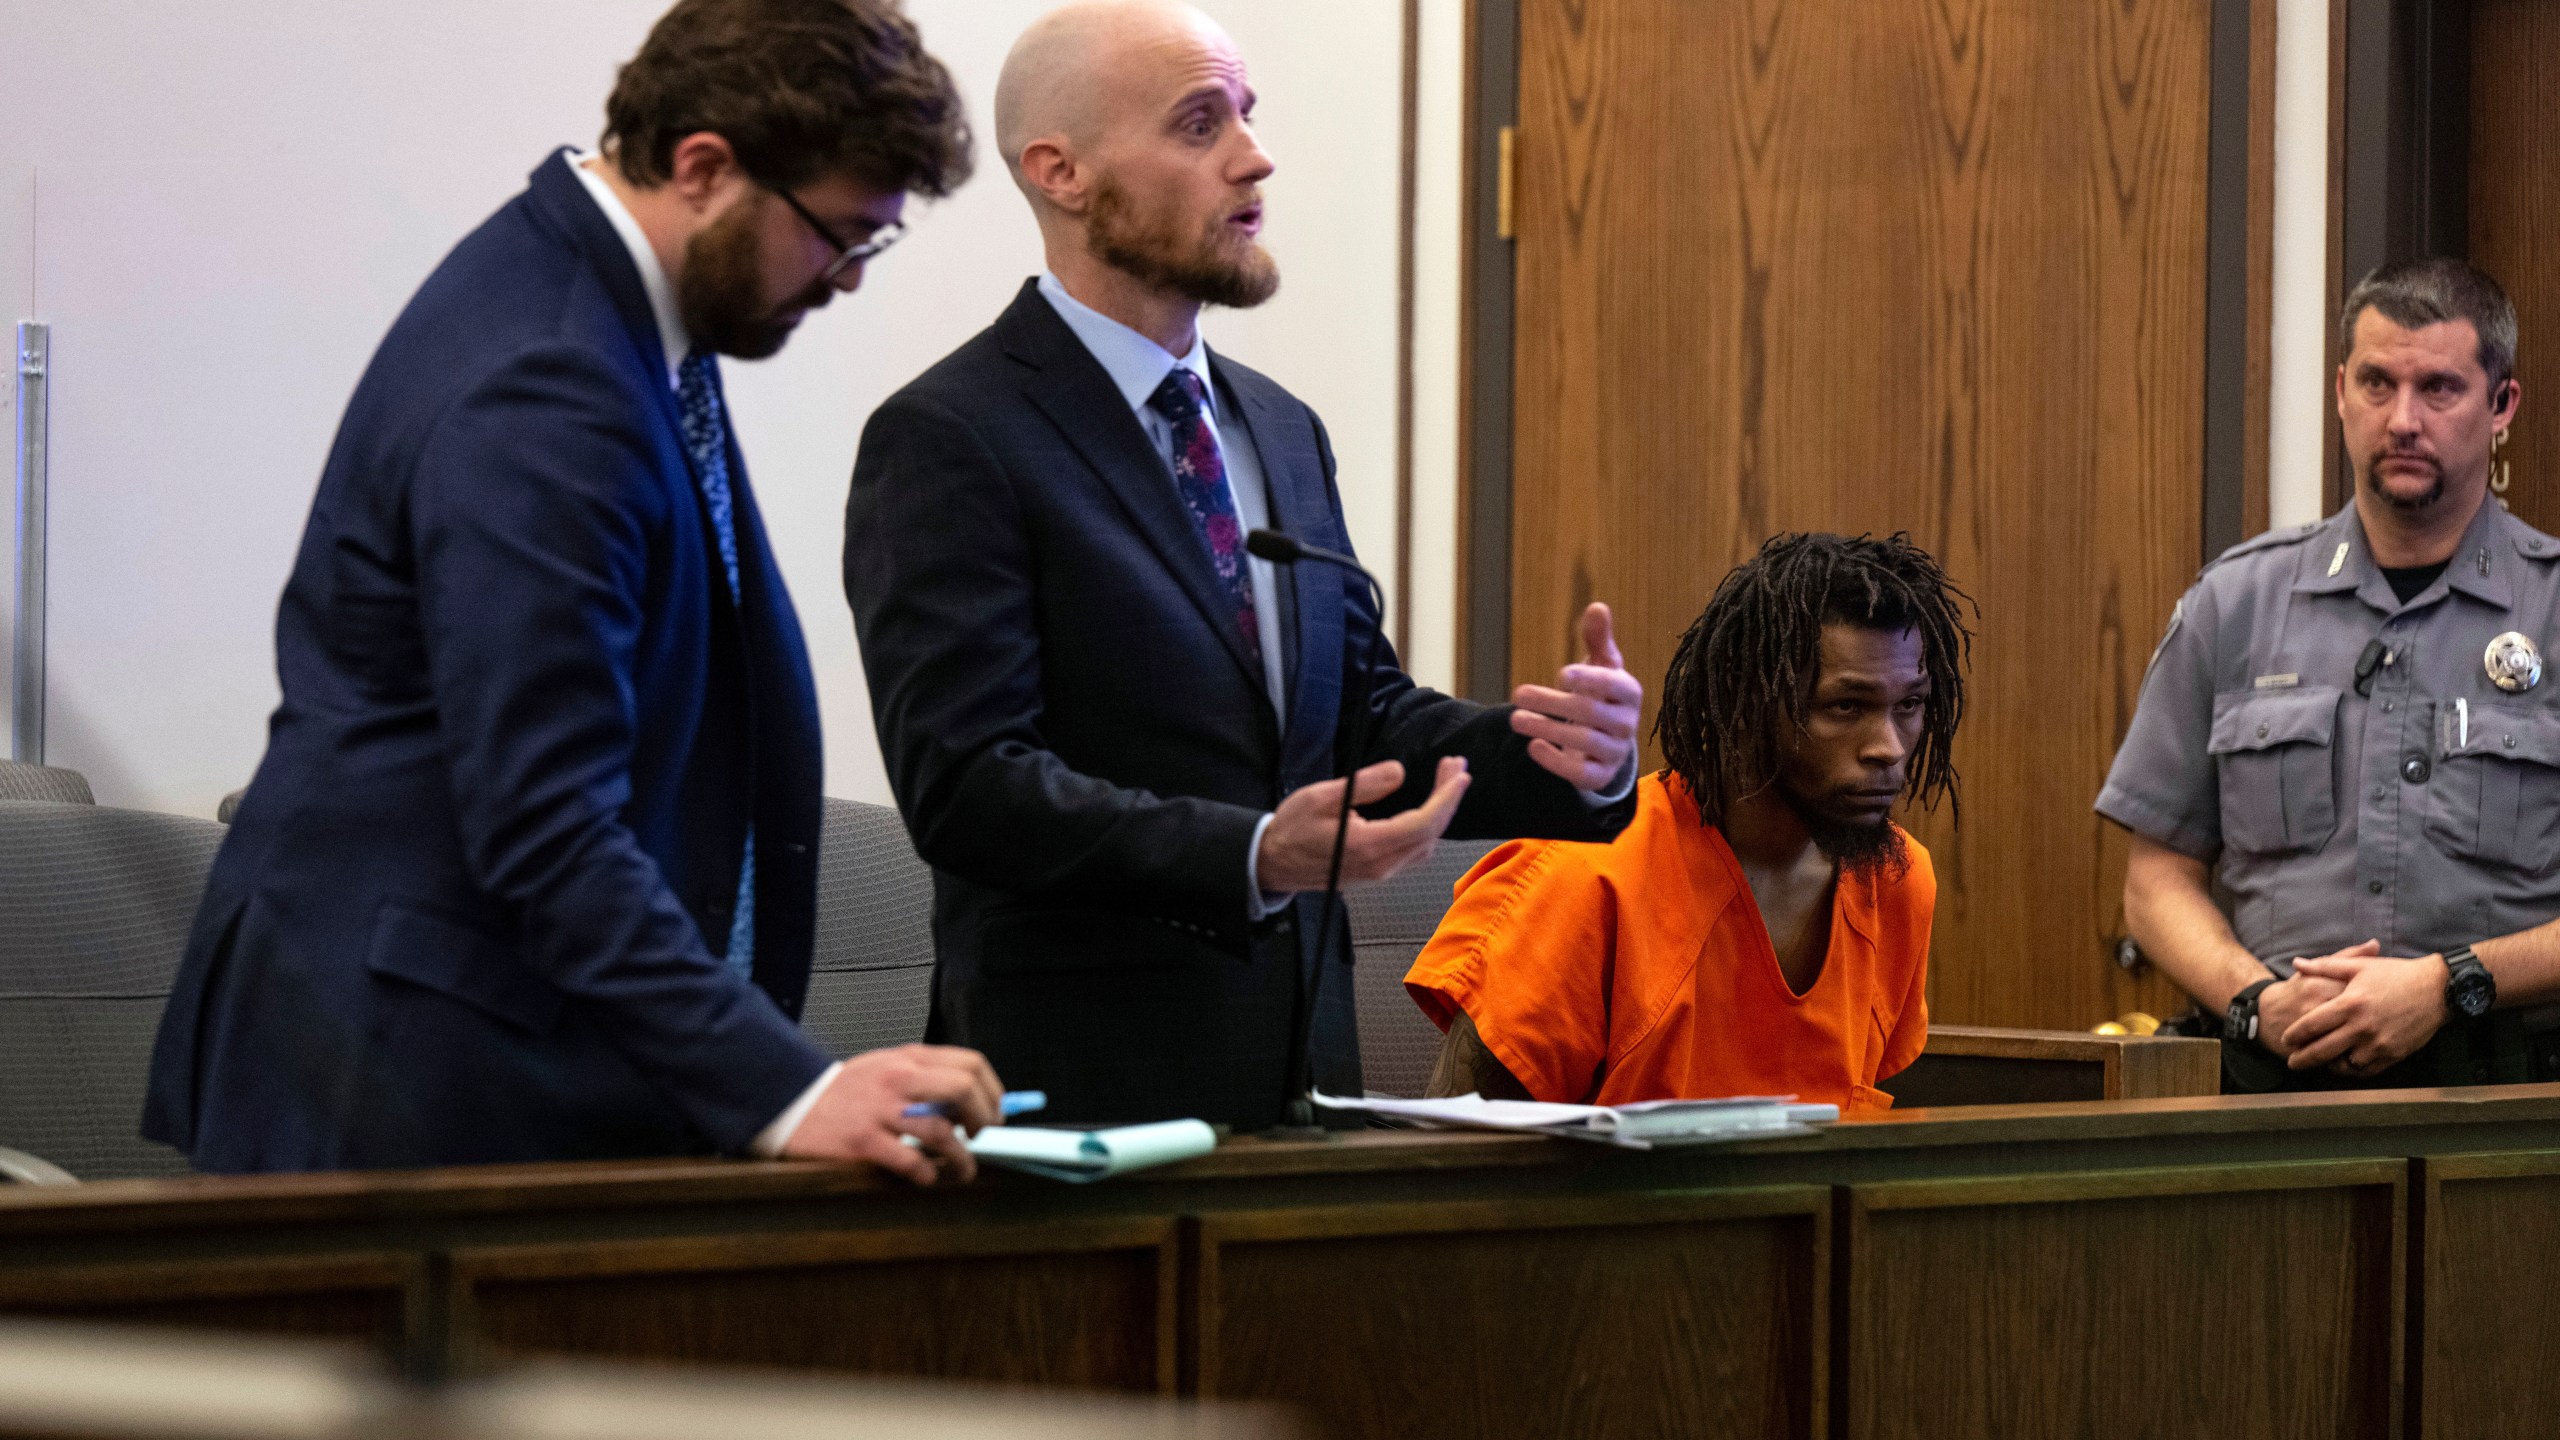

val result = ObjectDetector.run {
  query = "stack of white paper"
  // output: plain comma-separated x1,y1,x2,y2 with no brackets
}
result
1311,1092,1833,1149
965,1119,1218,1182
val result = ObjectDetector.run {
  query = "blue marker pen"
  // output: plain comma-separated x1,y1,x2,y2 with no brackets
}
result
903,1089,1046,1121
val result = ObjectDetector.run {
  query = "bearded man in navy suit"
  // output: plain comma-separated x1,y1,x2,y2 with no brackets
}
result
847,0,1645,1130
147,0,1002,1175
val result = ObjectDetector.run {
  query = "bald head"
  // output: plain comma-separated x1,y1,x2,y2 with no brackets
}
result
994,1,1234,188
1000,0,1276,339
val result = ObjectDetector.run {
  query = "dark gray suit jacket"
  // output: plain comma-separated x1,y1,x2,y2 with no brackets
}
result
845,280,1629,1129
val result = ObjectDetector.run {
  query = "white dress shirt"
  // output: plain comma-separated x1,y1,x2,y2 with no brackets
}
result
570,152,840,1157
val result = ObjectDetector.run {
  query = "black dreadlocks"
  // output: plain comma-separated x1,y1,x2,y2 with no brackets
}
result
1654,532,1976,829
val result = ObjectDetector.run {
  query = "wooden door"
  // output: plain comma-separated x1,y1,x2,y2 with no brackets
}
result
2470,0,2560,537
1508,0,2210,1028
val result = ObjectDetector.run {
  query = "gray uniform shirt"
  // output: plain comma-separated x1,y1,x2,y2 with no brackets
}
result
2097,498,2560,969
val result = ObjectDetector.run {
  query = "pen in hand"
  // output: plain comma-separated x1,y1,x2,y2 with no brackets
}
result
903,1090,1046,1123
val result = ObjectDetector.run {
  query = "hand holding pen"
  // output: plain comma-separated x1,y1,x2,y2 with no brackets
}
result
907,1090,1046,1122
778,1042,1004,1183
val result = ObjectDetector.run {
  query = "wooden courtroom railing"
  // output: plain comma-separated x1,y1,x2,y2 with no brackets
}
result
0,1316,1298,1440
1883,1025,2223,1106
5,1086,2560,1438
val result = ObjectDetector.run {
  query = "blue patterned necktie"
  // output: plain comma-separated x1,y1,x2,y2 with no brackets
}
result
1145,368,1260,663
676,351,755,980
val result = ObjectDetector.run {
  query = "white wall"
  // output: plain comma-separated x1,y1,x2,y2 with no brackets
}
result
1404,0,1465,693
0,0,1413,815
2269,0,2332,530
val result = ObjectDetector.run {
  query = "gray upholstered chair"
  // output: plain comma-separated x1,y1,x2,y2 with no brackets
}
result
1345,839,1498,1098
0,799,225,1180
797,797,939,1058
0,760,94,805
215,789,245,824
789,796,1495,1099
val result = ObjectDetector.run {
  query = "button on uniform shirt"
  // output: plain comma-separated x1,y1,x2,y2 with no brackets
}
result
2098,498,2560,968
1403,773,1934,1113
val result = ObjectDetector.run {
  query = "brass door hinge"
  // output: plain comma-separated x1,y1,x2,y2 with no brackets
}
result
1495,125,1517,240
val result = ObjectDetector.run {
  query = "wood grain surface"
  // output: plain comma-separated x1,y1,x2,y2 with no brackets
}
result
1881,1025,2222,1105
8,1094,2560,1436
0,1252,413,1346
1508,0,2213,1029
2468,0,2560,538
1193,1191,1826,1439
2414,1150,2560,1439
1844,1161,2403,1439
457,1222,1178,1391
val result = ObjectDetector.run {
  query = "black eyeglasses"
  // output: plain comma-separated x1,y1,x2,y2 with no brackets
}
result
765,184,905,284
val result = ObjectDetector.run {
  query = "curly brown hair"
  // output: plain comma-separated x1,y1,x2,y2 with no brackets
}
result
603,0,973,198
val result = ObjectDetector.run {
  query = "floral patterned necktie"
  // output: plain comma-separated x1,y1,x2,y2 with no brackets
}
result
676,351,754,979
1146,368,1260,664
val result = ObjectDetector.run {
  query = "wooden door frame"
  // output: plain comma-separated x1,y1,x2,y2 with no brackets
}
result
1454,0,1520,703
1455,0,2276,701
2327,0,2473,513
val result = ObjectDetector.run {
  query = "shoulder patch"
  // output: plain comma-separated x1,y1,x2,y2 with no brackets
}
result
2508,515,2560,563
2197,520,2324,581
2142,597,2185,683
2210,520,2318,563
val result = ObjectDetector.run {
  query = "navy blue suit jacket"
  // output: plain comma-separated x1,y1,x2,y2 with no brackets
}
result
143,151,833,1172
845,282,1633,1129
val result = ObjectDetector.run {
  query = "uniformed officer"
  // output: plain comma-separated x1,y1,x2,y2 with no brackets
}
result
2100,257,2560,1090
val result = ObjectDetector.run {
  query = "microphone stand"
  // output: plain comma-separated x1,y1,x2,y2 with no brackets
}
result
1245,528,1389,1138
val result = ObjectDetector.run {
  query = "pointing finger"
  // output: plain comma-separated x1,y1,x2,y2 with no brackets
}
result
1579,602,1622,670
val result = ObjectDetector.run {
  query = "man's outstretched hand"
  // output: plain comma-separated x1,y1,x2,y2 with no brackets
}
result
1511,602,1641,792
782,1043,1003,1184
1257,755,1472,895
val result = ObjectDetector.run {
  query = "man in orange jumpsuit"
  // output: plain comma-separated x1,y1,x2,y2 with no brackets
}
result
1405,533,1974,1113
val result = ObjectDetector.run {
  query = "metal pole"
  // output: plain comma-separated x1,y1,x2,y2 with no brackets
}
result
14,321,48,765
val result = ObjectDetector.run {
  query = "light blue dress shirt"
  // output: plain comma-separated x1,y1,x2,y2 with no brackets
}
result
1033,274,1632,916
1036,274,1289,709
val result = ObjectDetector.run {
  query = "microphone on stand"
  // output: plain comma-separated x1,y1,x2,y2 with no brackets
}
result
1244,527,1390,1137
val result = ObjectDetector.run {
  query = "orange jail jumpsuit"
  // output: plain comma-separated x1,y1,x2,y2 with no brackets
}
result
1404,773,1933,1113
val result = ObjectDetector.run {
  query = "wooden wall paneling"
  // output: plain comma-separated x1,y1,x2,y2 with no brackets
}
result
1507,0,2212,1028
1839,1160,2405,1440
0,1252,416,1346
2466,0,2560,537
2411,1150,2560,1439
1190,1189,1828,1440
449,1217,1179,1391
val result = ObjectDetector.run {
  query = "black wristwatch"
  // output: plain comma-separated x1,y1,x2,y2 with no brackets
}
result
2225,977,2279,1043
2444,944,2497,1020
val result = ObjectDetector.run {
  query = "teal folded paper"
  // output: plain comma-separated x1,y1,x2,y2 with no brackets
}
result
965,1118,1217,1182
